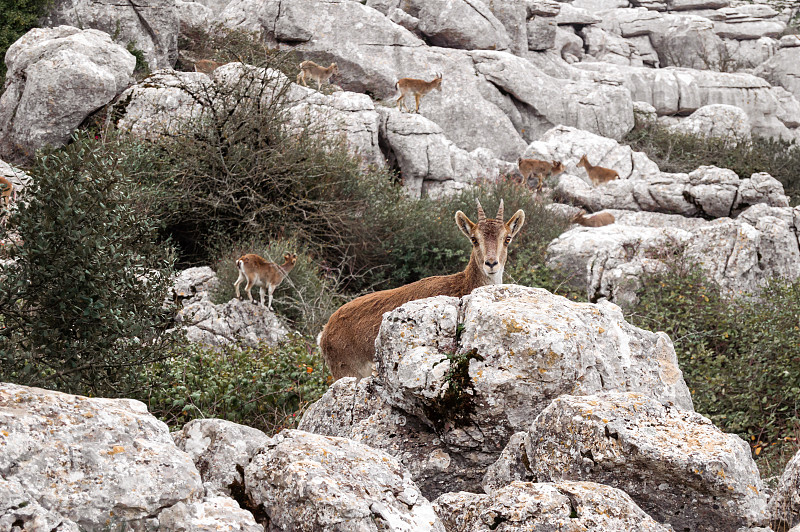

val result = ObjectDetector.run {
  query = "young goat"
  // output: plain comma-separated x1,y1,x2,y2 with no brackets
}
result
571,209,615,227
319,199,525,381
577,155,619,186
517,158,565,191
0,176,15,207
296,60,339,91
194,59,226,75
395,73,443,113
234,252,298,311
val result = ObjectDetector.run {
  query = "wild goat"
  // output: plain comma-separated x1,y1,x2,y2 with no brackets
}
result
395,73,443,113
517,158,565,191
577,155,619,186
319,199,525,381
296,60,339,91
234,252,298,311
194,59,226,74
0,176,14,207
571,209,615,227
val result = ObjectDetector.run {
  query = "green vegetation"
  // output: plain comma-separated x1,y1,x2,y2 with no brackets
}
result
0,134,176,397
626,121,800,204
138,335,330,434
627,250,800,476
126,41,150,77
0,0,51,88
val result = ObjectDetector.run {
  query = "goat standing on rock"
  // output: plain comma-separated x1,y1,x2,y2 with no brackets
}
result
234,252,297,311
577,155,619,186
395,73,443,113
296,61,339,91
517,158,565,192
319,200,525,381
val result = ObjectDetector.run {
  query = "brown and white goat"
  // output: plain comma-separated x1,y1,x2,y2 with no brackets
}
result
517,158,565,191
577,155,619,186
571,209,615,227
234,252,298,310
395,73,443,113
296,60,339,91
0,176,15,207
319,199,525,381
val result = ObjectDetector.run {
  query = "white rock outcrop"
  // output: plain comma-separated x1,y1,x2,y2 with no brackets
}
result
433,481,672,531
158,497,263,532
245,429,445,531
769,448,800,531
0,26,135,159
666,103,751,140
527,392,768,531
176,296,289,346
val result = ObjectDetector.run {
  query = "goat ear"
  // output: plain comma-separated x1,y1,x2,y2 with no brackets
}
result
455,211,475,239
505,209,525,238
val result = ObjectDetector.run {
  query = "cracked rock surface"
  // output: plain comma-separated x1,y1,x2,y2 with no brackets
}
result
432,481,672,531
244,429,444,531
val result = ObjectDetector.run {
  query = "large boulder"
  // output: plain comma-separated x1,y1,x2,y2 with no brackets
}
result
175,297,289,346
173,418,272,497
546,205,800,304
170,266,220,306
158,497,263,532
527,392,768,531
575,62,800,140
0,479,80,532
755,46,800,103
244,429,445,531
301,285,693,497
0,383,203,529
0,26,135,159
708,5,786,40
433,481,672,531
41,0,179,69
769,448,800,530
666,103,751,140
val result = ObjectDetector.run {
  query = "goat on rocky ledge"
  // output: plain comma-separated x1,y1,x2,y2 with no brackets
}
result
234,252,297,311
395,73,443,113
578,155,619,186
319,199,525,381
296,60,339,91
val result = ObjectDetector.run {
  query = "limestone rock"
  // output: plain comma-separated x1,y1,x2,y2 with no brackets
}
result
528,392,768,532
769,447,800,530
554,26,585,62
668,104,751,139
0,383,203,529
0,26,135,159
633,100,657,127
526,16,557,51
581,26,643,66
173,419,273,497
171,266,219,306
709,5,786,40
0,479,80,532
42,0,178,69
245,429,445,531
175,297,289,346
554,3,602,25
158,497,262,531
724,36,777,70
755,46,800,102
546,205,800,304
480,432,534,494
175,0,212,30
433,481,672,531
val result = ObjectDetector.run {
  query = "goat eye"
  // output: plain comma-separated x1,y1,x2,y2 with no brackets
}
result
504,237,512,245
471,237,478,245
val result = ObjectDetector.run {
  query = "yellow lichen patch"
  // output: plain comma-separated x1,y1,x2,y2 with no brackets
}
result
109,445,125,455
597,327,605,334
504,319,525,334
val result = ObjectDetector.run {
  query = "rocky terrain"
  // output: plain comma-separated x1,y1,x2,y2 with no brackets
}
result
3,0,800,529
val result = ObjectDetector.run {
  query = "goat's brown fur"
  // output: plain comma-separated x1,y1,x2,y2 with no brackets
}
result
297,60,339,91
320,200,525,381
0,176,14,207
571,210,615,227
517,158,565,191
234,252,298,310
577,155,619,185
194,59,226,74
395,73,443,113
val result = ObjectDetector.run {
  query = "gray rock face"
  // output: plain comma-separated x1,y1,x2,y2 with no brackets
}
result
433,481,672,531
245,429,445,531
528,392,768,532
176,297,289,346
708,5,786,40
173,418,273,497
158,497,263,532
755,46,800,103
171,266,219,304
480,432,534,494
301,285,693,497
0,479,81,532
575,62,800,140
667,103,751,139
0,382,203,529
42,0,179,69
0,26,135,159
526,16,557,51
769,448,800,530
581,26,643,66
546,205,800,304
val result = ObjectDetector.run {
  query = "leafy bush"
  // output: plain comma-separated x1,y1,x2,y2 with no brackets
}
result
138,335,330,434
626,121,800,204
210,236,347,336
0,134,176,397
0,0,51,89
627,250,800,476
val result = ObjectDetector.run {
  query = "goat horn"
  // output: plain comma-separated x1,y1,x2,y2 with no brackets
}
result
476,199,486,222
496,199,504,221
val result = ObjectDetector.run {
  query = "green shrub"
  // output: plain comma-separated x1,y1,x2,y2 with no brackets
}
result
0,0,51,89
0,134,176,397
627,251,800,476
210,236,347,336
126,41,150,77
138,335,330,434
626,121,800,205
